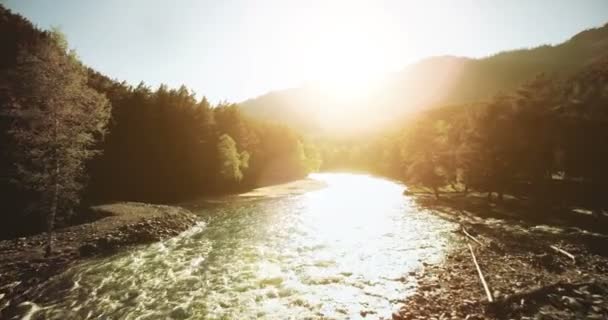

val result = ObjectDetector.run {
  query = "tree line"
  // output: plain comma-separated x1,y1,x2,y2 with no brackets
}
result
324,56,608,208
85,75,321,204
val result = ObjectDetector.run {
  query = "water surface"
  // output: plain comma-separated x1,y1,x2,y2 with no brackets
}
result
23,173,457,319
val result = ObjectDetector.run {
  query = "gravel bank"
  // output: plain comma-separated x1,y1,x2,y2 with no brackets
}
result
0,202,198,318
393,196,608,320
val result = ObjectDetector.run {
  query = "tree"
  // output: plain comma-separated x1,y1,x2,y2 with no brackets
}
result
217,134,248,184
510,75,561,200
302,141,322,172
400,118,449,199
4,31,110,255
458,95,516,201
407,154,446,199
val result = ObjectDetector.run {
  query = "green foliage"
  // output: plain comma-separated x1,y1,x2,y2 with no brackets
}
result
217,134,246,183
2,30,110,250
302,142,322,172
85,80,319,201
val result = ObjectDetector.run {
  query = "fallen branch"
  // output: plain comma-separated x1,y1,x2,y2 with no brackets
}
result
550,245,576,262
469,243,493,302
489,281,595,308
462,225,484,246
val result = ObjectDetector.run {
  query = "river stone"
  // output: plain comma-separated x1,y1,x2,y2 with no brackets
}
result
79,243,97,257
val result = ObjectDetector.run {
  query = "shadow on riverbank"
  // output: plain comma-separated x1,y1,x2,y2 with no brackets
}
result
417,192,608,236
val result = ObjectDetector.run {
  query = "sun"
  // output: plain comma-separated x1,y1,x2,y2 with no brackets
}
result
296,0,407,99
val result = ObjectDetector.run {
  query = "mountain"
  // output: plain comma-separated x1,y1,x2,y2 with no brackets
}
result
240,23,608,136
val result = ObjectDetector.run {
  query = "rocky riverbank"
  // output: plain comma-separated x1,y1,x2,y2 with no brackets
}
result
393,194,608,320
0,202,197,318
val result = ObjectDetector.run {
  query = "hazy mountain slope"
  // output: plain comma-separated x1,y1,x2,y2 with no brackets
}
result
240,23,608,135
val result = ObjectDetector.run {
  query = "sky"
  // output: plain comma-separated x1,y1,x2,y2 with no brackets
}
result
5,0,608,103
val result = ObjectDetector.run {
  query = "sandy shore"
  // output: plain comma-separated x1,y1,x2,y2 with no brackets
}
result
238,176,327,198
0,202,198,318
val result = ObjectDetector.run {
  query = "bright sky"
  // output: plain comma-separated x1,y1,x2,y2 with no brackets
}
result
5,0,608,103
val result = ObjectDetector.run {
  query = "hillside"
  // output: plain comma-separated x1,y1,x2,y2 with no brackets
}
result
0,5,321,238
240,23,608,136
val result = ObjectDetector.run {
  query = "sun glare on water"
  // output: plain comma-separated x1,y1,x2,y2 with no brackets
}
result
304,173,405,243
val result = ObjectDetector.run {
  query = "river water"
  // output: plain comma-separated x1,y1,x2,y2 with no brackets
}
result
22,173,458,320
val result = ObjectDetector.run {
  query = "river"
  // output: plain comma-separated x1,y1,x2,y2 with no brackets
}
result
22,173,458,320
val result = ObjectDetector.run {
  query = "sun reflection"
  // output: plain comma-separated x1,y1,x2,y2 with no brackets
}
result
303,173,406,252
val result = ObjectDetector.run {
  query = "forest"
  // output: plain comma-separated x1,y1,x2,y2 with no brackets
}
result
0,5,320,240
321,61,608,210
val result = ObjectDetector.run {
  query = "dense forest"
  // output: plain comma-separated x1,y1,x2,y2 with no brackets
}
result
84,77,321,203
320,58,608,210
0,5,320,242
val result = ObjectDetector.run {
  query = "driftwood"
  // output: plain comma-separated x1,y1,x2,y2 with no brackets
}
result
550,245,576,262
468,243,494,302
462,225,484,246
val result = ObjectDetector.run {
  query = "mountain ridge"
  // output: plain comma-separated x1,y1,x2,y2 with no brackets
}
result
240,23,608,135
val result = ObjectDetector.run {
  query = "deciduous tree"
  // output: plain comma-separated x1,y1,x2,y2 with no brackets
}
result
4,31,110,255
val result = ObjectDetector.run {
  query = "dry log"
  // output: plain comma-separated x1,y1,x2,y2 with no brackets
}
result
550,245,576,262
468,243,493,302
462,225,484,246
